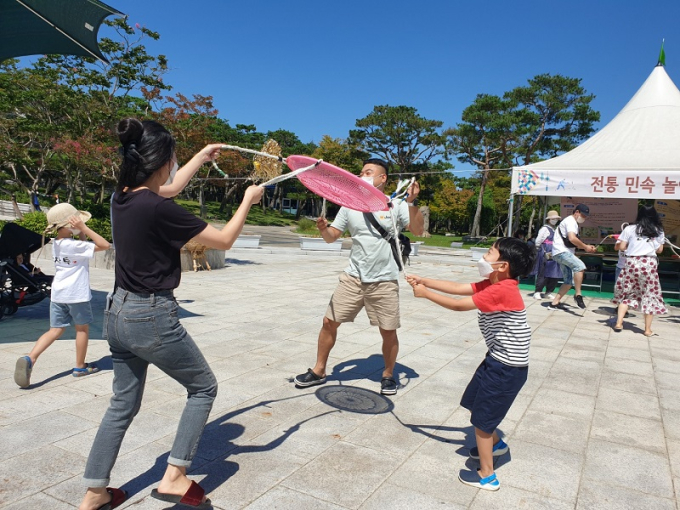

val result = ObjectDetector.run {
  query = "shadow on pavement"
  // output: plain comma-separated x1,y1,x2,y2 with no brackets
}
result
119,393,331,501
328,354,420,392
591,305,636,318
224,258,261,266
541,302,583,317
392,413,512,469
21,356,112,390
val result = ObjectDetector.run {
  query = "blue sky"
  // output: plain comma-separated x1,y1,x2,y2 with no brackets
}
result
50,1,680,167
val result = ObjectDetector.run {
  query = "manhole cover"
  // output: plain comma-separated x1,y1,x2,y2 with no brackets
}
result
316,386,394,414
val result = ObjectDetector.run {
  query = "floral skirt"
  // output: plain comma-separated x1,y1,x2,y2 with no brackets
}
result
613,256,667,315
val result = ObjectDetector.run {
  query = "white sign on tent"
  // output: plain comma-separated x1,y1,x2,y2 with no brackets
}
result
514,168,680,199
511,64,680,202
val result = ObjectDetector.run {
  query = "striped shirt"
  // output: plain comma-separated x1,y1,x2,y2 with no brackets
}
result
471,279,531,367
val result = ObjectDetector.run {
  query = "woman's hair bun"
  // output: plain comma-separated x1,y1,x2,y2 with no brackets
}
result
117,118,144,146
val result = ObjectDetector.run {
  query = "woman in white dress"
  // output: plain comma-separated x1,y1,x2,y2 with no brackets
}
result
612,206,666,336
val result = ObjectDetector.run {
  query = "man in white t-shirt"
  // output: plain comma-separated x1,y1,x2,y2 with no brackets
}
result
548,204,597,310
14,203,110,388
294,159,424,395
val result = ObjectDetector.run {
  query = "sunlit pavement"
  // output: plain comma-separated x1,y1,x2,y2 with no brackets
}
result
1,246,678,509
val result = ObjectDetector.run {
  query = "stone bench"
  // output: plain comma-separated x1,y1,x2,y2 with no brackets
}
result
0,200,33,220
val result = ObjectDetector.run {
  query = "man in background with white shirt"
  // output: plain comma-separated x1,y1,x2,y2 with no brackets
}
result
548,204,597,310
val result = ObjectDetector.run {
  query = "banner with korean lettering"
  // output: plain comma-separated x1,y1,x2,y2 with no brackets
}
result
512,168,680,199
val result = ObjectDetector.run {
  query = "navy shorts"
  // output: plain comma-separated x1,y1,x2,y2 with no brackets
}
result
460,354,528,434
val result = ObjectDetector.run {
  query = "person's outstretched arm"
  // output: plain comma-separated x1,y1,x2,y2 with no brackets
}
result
410,281,478,311
406,274,474,296
159,144,224,198
191,185,264,250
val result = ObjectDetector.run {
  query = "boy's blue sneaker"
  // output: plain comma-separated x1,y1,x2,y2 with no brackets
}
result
468,439,508,460
458,469,500,491
14,356,33,388
73,363,100,377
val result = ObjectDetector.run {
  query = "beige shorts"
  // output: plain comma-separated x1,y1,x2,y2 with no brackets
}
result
325,272,400,330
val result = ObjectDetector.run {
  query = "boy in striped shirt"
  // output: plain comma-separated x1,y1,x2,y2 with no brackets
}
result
407,238,535,491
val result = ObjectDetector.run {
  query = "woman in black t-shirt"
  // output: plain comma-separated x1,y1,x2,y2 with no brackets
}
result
79,119,263,510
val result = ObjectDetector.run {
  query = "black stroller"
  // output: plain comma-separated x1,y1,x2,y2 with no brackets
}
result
0,223,53,320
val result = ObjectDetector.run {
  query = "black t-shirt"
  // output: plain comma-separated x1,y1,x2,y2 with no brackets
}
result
112,189,208,293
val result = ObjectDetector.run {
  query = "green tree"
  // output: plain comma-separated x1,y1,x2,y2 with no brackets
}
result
312,135,367,175
429,177,473,234
506,74,599,233
349,105,448,173
0,62,79,204
446,94,515,237
448,74,599,237
507,74,600,165
265,129,317,157
0,17,170,205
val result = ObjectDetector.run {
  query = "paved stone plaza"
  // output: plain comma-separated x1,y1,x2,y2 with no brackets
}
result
1,244,679,509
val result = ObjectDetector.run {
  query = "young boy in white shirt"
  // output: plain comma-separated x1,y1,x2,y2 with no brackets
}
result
14,203,110,388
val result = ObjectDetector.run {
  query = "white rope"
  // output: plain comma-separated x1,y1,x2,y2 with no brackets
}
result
258,160,322,187
220,145,285,162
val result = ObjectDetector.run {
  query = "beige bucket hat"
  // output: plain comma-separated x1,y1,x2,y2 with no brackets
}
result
545,210,561,221
45,203,91,232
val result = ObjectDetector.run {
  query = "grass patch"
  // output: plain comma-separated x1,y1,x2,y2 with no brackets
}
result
295,218,351,237
246,207,297,226
175,200,297,226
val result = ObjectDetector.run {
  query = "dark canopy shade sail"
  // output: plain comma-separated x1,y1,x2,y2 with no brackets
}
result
0,223,45,259
0,0,123,64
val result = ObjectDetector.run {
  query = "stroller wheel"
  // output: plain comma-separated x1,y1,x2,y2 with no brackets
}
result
1,302,18,316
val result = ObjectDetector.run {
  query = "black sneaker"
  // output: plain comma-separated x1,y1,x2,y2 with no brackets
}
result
547,302,564,311
294,369,326,388
380,377,397,395
574,294,586,309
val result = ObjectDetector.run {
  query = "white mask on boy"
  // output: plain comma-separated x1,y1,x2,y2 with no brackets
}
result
477,258,499,277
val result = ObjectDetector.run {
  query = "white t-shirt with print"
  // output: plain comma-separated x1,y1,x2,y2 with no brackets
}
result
619,224,665,257
51,238,96,303
331,198,410,283
551,215,579,256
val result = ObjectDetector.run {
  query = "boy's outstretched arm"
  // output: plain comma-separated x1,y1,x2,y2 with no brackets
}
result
69,216,111,252
410,282,478,311
406,274,474,296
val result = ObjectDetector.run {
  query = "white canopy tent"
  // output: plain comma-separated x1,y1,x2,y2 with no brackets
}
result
510,64,680,232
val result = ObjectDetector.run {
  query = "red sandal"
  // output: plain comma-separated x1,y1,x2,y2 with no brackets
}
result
150,480,211,508
96,487,127,510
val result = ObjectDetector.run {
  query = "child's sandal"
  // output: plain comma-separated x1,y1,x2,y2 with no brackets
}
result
73,363,100,377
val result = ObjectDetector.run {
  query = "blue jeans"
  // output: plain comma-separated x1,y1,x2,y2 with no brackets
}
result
553,251,586,286
83,288,217,487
